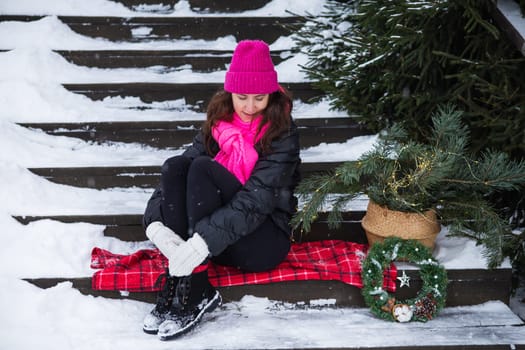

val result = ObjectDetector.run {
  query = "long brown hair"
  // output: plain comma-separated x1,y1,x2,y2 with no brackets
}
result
203,86,293,155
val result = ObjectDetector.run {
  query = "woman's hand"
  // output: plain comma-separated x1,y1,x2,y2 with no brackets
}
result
168,233,210,277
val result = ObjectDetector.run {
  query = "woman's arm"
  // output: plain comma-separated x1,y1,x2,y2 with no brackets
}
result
182,131,208,159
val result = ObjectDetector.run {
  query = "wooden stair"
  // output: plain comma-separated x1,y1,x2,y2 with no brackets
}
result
3,2,525,348
87,0,273,13
24,162,343,189
24,267,511,309
59,82,322,112
20,117,369,152
0,15,300,42
55,49,289,71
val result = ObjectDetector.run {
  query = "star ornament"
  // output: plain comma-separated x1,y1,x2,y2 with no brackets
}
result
397,270,411,288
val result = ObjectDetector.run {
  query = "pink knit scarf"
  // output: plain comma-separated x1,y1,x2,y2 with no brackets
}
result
212,113,268,184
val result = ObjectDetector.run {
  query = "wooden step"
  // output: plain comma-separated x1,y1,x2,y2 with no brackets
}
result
13,211,368,243
61,82,323,111
59,82,321,104
111,0,272,13
113,0,178,13
55,50,289,71
0,15,300,43
187,0,272,13
19,117,369,149
24,267,512,308
27,162,343,189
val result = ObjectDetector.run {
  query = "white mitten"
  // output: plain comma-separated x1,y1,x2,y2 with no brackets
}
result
168,233,209,277
145,221,185,258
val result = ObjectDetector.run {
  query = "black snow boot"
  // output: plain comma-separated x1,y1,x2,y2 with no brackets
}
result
143,272,178,334
157,269,221,341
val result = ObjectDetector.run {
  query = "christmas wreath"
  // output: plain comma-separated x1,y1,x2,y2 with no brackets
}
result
361,237,448,322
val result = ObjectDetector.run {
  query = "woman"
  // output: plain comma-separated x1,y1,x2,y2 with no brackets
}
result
141,40,301,341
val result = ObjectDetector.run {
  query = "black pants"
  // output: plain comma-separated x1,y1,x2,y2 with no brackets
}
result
160,155,290,272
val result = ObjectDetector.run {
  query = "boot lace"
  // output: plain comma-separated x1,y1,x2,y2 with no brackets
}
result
153,269,177,314
172,276,192,312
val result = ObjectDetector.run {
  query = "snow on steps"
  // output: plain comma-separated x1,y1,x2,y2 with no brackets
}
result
102,298,525,349
3,2,524,348
0,15,299,43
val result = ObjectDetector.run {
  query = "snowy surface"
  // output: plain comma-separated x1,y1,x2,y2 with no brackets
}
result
0,285,523,350
0,1,523,349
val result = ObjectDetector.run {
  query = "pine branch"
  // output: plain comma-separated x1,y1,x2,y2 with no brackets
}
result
293,104,524,268
292,162,363,232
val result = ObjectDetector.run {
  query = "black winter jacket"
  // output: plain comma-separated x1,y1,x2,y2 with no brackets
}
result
143,119,301,256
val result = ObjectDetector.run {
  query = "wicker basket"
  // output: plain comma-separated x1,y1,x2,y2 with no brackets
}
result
361,200,441,249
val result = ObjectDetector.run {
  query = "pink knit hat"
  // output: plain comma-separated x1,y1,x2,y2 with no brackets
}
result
224,40,279,94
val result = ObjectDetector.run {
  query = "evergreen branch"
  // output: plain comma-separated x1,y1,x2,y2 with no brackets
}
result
440,199,511,268
292,172,342,232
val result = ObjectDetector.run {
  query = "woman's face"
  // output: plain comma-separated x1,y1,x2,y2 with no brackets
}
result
232,93,269,122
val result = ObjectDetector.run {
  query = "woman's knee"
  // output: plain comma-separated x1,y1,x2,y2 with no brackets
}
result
187,156,213,175
161,156,191,179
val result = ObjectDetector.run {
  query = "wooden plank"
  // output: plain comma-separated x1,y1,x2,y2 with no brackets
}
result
111,0,179,10
59,16,299,43
195,300,524,349
187,0,272,13
0,15,299,43
12,211,368,243
58,50,232,71
20,125,359,148
14,214,147,241
110,0,273,13
393,268,512,307
23,267,512,307
0,15,45,22
20,117,371,149
61,82,323,112
54,50,289,71
29,165,163,189
27,162,344,189
19,117,361,133
19,117,361,130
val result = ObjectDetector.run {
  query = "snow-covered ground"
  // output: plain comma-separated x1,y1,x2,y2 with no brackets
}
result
0,1,524,349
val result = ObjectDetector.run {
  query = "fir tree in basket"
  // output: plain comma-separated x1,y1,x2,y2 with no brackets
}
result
292,105,525,268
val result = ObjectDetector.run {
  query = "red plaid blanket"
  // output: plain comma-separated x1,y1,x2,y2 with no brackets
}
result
91,240,397,292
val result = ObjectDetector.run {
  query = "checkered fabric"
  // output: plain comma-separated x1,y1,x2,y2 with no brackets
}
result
91,240,397,292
